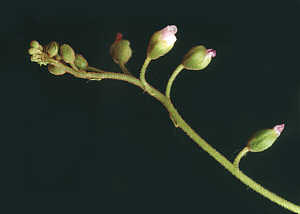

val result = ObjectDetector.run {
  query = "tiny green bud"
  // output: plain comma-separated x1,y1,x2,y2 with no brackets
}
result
60,44,75,64
110,33,132,65
46,41,59,57
74,54,88,70
30,55,41,63
30,40,43,50
28,48,42,55
247,124,285,152
47,65,66,76
147,25,177,60
182,46,216,71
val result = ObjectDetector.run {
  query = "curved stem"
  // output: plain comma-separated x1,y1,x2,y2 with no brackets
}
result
46,58,300,213
139,57,155,94
234,147,249,168
165,64,184,99
140,57,151,83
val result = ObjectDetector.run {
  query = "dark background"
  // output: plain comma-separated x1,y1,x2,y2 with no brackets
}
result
2,1,300,213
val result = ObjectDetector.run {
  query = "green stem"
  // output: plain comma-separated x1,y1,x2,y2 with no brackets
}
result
234,147,249,168
70,62,79,71
49,59,142,88
139,57,154,93
87,66,105,73
119,63,131,75
165,64,185,99
47,58,300,213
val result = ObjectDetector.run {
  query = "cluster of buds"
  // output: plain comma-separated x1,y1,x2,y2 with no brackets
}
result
28,41,49,66
146,25,216,71
28,41,89,76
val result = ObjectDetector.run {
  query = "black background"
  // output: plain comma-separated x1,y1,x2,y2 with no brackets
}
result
2,1,300,213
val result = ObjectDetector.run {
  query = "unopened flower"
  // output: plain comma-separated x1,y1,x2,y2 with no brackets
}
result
46,41,59,58
247,124,285,152
60,44,75,64
28,41,49,66
109,33,132,65
30,40,43,50
74,54,88,70
147,25,177,60
182,45,216,70
47,65,66,76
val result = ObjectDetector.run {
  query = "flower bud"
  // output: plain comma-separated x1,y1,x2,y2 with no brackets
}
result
47,65,66,76
109,33,132,65
182,46,216,70
74,54,88,70
247,124,285,152
28,48,42,55
46,41,59,57
147,25,177,60
60,44,75,64
30,40,43,50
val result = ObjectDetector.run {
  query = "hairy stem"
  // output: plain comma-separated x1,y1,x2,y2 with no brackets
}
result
86,66,105,73
165,64,184,99
118,62,131,75
47,58,300,213
234,147,249,168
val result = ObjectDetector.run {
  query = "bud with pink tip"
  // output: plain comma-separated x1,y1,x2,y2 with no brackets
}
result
147,25,177,60
182,45,216,71
247,124,285,152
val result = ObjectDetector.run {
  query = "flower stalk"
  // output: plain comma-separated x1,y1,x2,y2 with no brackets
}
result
28,31,300,213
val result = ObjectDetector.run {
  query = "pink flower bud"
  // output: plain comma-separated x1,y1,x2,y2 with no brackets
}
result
147,25,178,60
273,124,285,136
182,46,216,71
115,33,123,42
159,25,177,46
207,49,216,58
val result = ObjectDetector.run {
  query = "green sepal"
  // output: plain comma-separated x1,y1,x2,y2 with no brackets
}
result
48,65,66,76
110,40,132,64
182,45,212,70
74,54,88,70
30,40,43,50
28,48,42,55
247,129,279,152
46,41,59,57
60,44,75,64
147,31,174,60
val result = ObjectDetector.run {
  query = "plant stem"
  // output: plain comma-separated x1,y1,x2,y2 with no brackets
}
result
47,58,300,213
139,57,155,94
165,64,184,99
233,147,249,168
87,66,105,73
118,63,131,75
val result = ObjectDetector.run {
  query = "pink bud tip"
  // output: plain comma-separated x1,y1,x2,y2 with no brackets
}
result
115,33,123,42
160,25,177,46
273,124,285,135
165,25,177,34
207,49,216,58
